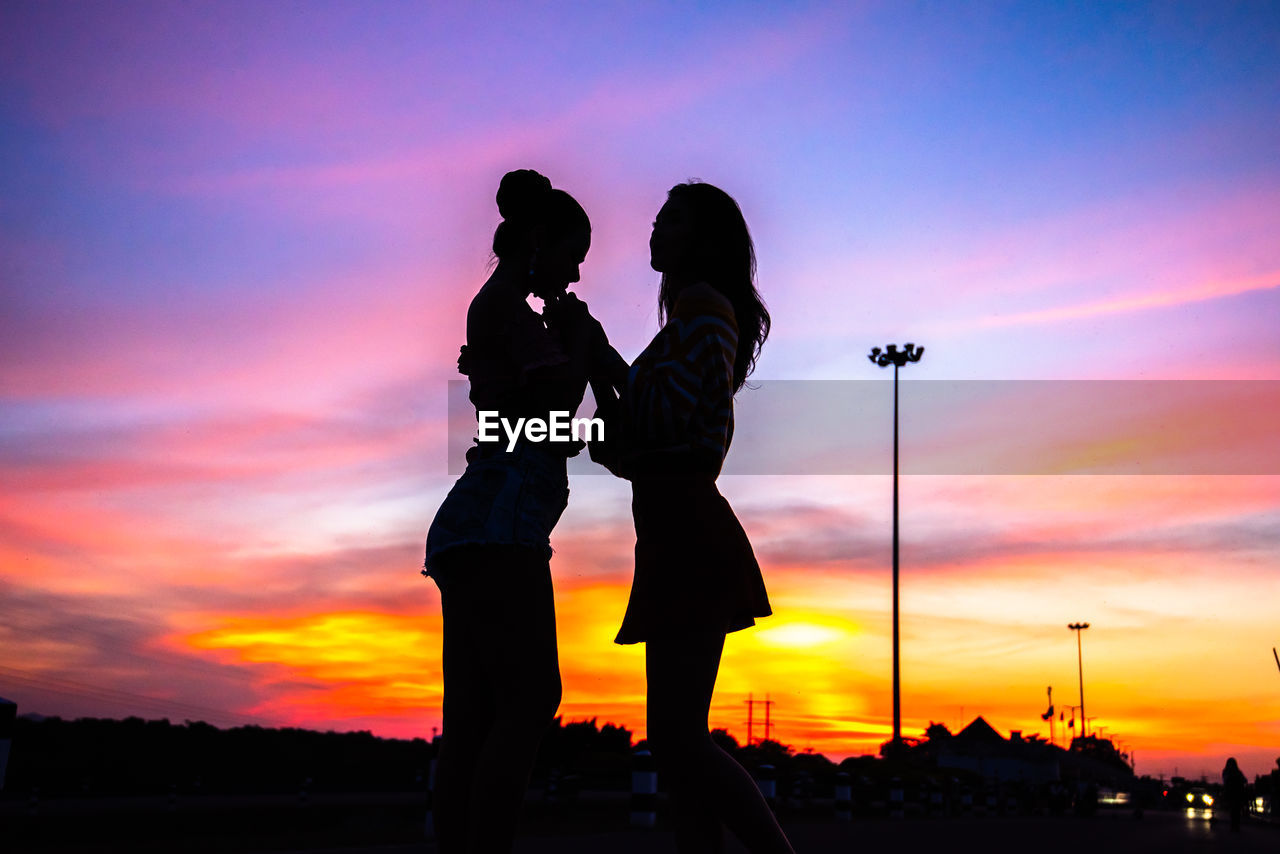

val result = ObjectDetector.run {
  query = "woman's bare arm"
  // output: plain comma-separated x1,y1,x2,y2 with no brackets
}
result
591,338,630,396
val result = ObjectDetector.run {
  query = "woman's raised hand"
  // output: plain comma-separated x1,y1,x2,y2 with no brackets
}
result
544,292,606,350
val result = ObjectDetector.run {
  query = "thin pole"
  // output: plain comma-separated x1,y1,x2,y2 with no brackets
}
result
870,344,922,753
892,363,901,748
747,693,754,747
1075,629,1085,737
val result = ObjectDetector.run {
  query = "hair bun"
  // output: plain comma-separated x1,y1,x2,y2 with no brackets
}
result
497,169,553,222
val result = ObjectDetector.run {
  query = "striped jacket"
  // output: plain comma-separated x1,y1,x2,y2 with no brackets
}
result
625,282,738,471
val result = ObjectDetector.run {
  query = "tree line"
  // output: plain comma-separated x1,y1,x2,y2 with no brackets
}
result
4,713,846,799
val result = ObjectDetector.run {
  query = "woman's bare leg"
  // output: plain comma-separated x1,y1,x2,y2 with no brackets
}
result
467,549,561,852
646,630,795,854
433,547,562,853
433,563,492,853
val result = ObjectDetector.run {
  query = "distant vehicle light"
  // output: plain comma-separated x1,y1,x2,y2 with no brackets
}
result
1202,794,1214,806
1186,793,1194,802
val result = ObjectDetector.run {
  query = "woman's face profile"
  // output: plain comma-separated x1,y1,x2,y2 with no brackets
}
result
650,197,696,274
529,227,590,300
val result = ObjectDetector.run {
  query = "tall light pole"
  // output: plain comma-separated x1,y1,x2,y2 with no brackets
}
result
869,343,924,749
1067,622,1090,738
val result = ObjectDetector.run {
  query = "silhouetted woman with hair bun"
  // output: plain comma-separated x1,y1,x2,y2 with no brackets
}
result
423,168,594,853
588,182,794,853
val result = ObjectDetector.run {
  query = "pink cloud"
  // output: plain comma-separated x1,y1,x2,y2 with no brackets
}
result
774,180,1280,344
1,260,471,404
145,3,852,201
3,405,445,493
976,268,1280,328
0,3,409,136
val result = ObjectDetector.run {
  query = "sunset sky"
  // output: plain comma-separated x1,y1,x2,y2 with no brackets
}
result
2,1,1278,781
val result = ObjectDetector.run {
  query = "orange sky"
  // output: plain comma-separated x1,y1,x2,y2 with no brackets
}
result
11,473,1275,777
3,2,1280,783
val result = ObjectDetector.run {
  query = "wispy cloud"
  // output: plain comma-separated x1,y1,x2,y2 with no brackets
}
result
154,4,851,197
976,269,1280,328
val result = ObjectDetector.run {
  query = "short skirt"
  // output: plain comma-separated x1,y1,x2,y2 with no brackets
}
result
423,442,569,578
614,473,772,645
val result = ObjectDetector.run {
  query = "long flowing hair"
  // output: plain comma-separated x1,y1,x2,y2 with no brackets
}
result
657,181,769,393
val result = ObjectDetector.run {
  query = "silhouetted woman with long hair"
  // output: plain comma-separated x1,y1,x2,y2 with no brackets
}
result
1222,756,1247,831
588,182,794,853
423,169,594,853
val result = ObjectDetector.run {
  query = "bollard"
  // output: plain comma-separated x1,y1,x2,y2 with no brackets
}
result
985,790,998,815
424,751,438,840
888,778,904,820
630,749,657,828
28,785,39,817
299,776,311,807
0,697,15,793
168,782,178,813
791,771,812,811
929,788,944,818
757,765,777,812
961,789,973,815
834,772,852,822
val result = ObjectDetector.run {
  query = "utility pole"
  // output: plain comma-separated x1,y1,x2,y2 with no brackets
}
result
869,342,925,750
746,693,776,746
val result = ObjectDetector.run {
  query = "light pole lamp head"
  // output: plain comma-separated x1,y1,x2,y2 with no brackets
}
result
869,343,926,368
1068,622,1090,631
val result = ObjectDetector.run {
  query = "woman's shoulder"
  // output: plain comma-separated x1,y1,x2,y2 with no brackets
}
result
468,277,539,340
674,281,732,312
672,282,737,331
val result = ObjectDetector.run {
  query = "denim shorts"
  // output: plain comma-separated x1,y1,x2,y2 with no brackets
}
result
423,442,570,578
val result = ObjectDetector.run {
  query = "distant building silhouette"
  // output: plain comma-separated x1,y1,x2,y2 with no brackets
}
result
895,715,1135,788
935,717,1060,784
